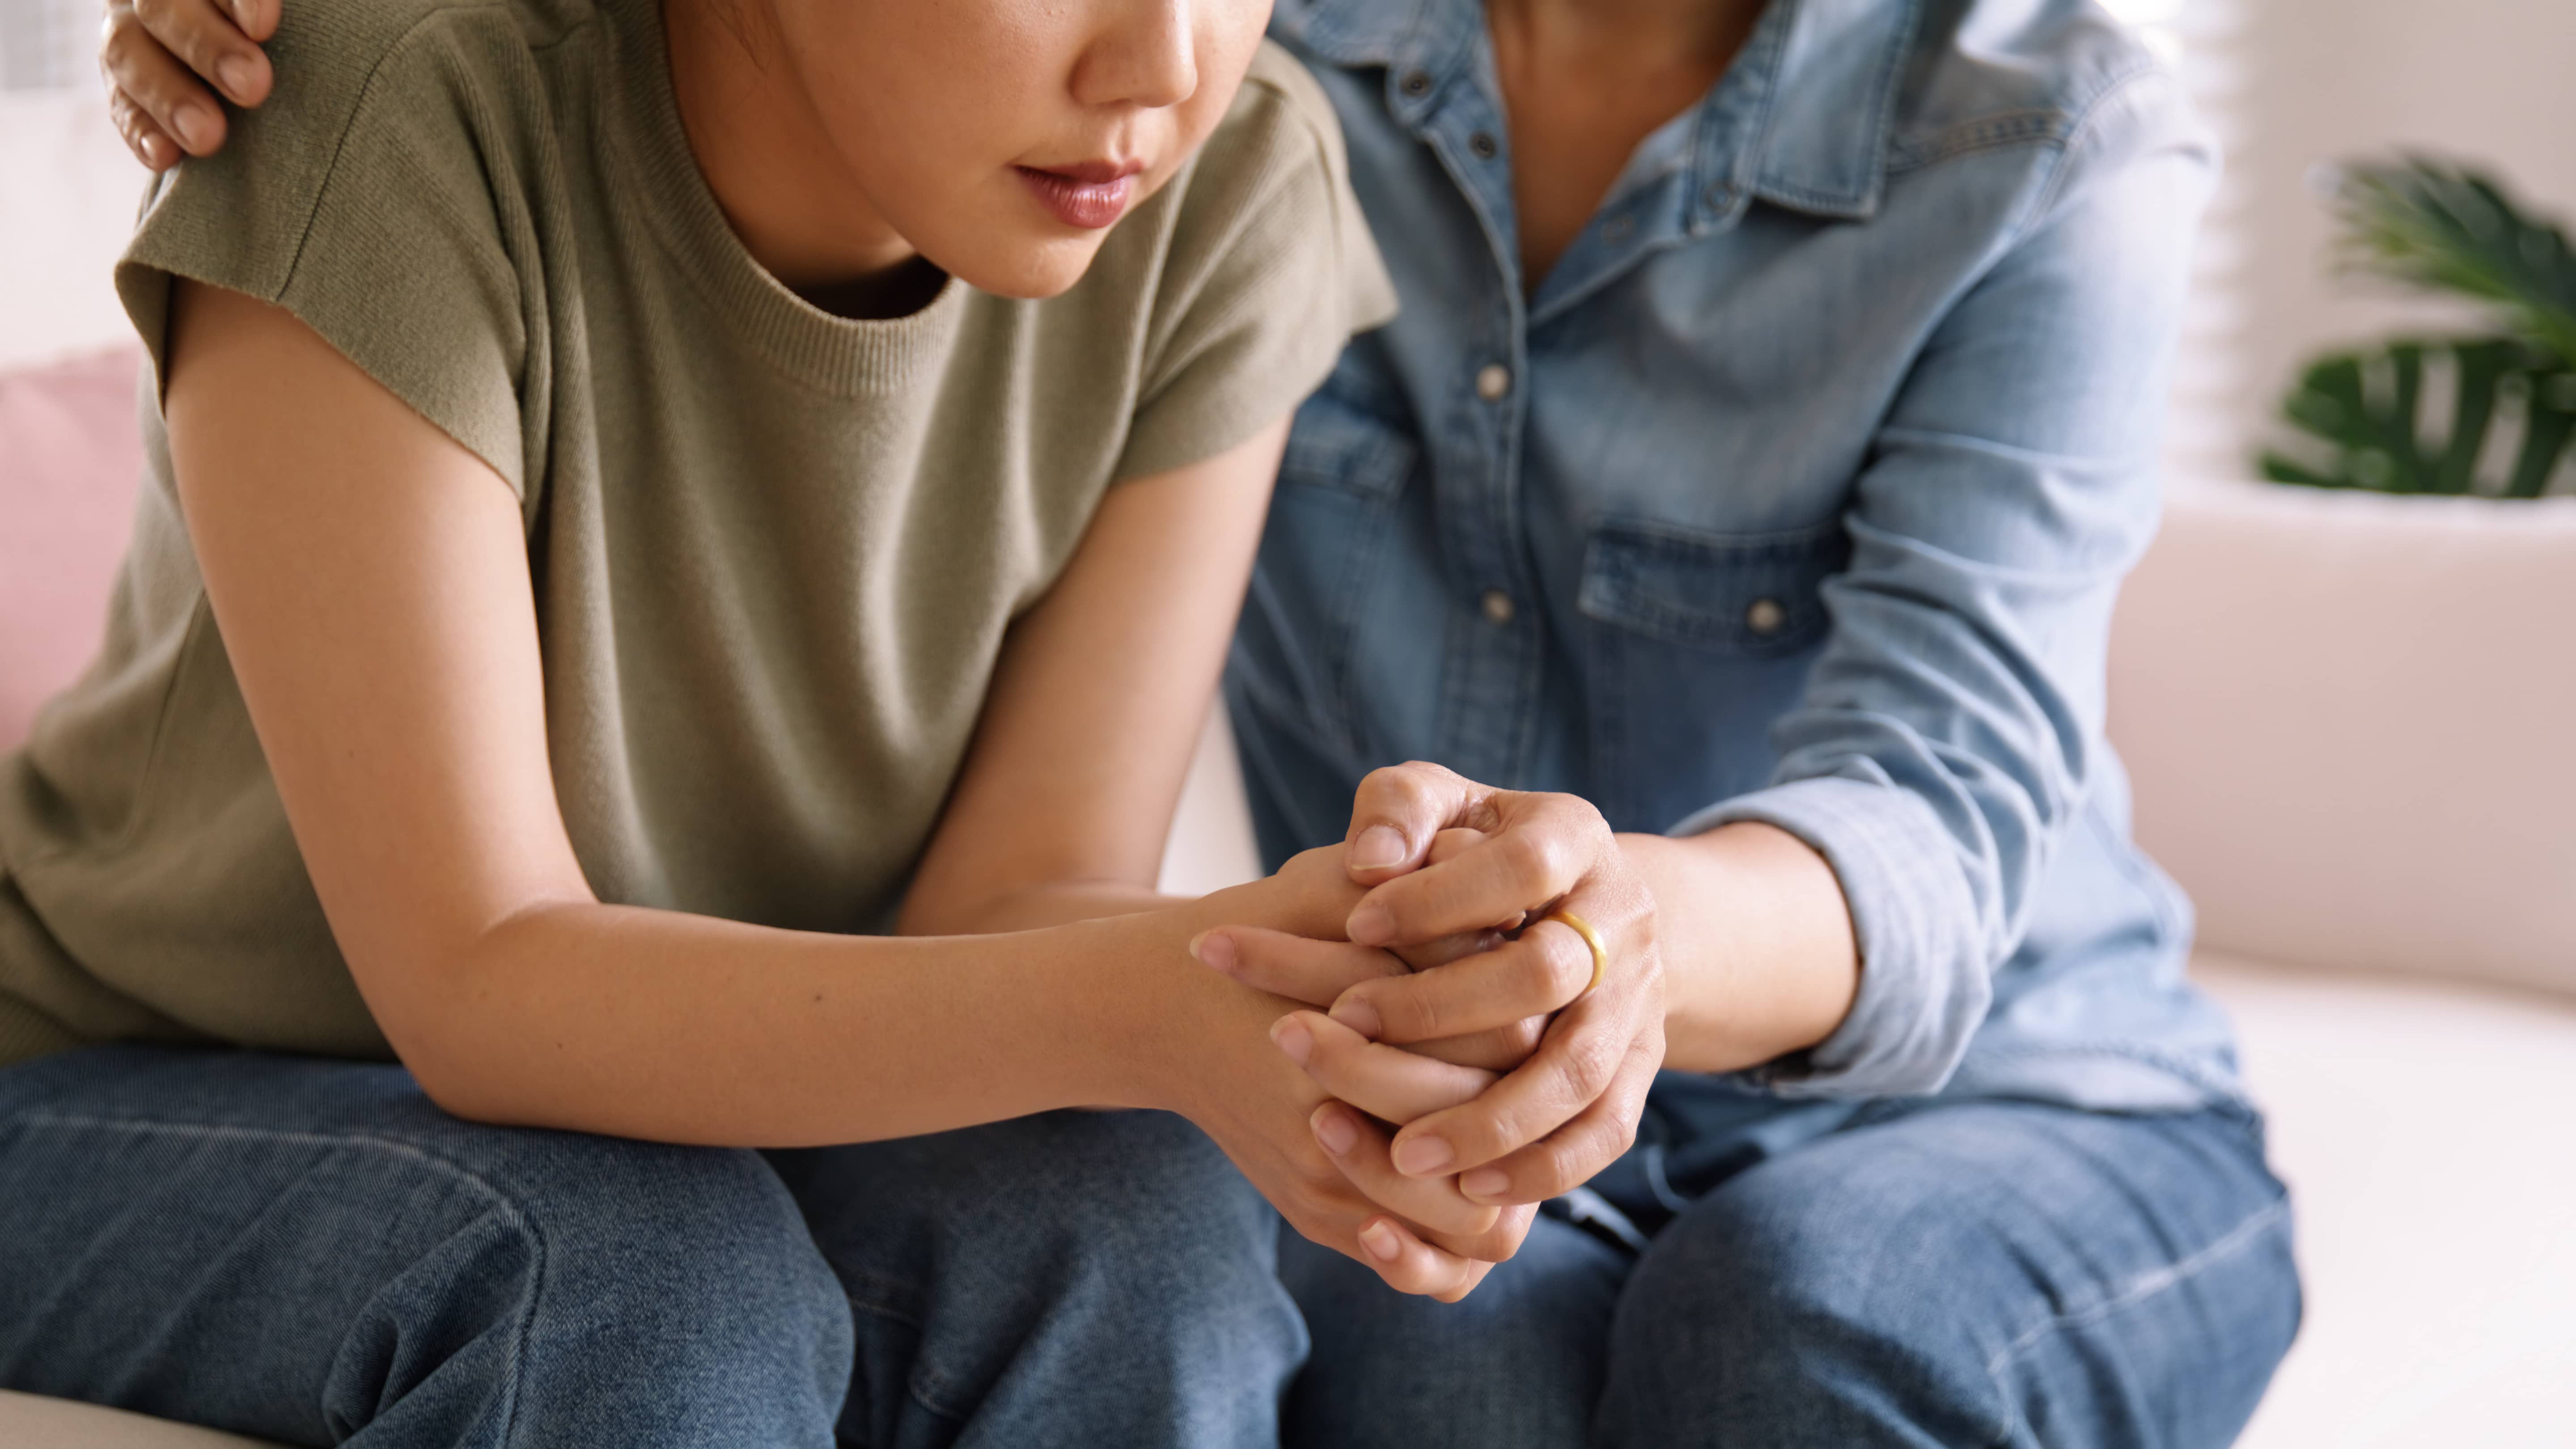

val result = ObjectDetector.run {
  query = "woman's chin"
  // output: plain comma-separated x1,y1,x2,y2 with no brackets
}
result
937,231,1113,301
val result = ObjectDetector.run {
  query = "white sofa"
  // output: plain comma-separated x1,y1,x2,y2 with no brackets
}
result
4,353,2570,1443
2107,479,2576,1446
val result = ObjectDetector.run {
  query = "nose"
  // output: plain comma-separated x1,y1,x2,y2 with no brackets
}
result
1073,0,1199,112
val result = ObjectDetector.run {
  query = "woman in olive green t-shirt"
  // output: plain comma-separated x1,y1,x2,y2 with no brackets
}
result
0,0,1534,1441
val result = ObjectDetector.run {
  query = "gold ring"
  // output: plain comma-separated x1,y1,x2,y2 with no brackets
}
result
1542,908,1609,999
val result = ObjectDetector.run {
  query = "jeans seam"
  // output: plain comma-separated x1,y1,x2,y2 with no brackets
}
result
14,1111,551,1447
830,1273,971,1425
1979,1195,2292,1445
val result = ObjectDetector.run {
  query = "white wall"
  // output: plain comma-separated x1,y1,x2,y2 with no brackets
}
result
0,89,144,367
2193,0,2576,479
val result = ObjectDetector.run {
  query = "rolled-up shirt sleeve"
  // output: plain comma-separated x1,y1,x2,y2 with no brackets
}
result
1668,71,2215,1098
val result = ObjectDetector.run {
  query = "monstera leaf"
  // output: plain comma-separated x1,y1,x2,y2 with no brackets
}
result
2261,337,2576,496
2263,158,2576,497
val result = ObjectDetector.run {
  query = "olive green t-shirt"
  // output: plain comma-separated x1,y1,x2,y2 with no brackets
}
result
0,0,1393,1065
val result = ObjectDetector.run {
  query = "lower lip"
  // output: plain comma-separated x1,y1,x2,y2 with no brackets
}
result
1015,167,1136,229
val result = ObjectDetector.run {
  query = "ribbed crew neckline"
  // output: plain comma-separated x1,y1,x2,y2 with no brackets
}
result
602,0,967,397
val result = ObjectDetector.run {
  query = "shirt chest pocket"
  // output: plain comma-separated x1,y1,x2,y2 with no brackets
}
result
1578,517,1851,658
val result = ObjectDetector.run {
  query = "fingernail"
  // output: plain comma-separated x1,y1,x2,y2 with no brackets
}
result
1461,1168,1509,1199
1188,930,1235,972
173,105,213,150
1311,1106,1357,1156
1393,1135,1453,1175
140,133,172,167
1359,1221,1401,1262
1328,995,1382,1039
1269,1017,1313,1067
1347,902,1394,946
1350,825,1407,870
217,55,257,101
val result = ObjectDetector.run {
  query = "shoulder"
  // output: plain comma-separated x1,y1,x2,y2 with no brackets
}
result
233,0,569,149
118,0,587,492
1887,0,2201,177
123,0,588,310
1178,40,1361,224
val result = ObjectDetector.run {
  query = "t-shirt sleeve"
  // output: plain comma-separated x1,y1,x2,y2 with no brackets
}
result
1113,41,1397,482
114,6,533,497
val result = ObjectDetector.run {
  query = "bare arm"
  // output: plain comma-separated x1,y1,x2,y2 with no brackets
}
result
168,281,1518,1295
166,279,1267,1144
891,421,1273,936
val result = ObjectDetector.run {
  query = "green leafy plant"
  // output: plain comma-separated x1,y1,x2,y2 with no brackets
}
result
2260,158,2576,498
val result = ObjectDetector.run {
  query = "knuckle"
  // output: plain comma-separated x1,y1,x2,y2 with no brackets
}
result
1478,1100,1537,1158
1290,1147,1339,1189
1553,1031,1621,1103
1498,830,1555,897
1544,791,1610,840
1607,1110,1641,1158
1520,932,1584,1004
101,11,144,66
1380,983,1445,1041
1519,1142,1580,1197
1551,928,1597,997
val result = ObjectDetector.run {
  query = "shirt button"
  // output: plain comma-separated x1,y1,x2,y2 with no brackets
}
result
1400,69,1434,98
1469,131,1500,160
1475,363,1512,402
1481,589,1517,626
1602,214,1635,243
1745,597,1788,635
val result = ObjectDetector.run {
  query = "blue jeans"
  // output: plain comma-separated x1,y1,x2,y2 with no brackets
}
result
0,1045,1305,1449
1281,1085,2301,1449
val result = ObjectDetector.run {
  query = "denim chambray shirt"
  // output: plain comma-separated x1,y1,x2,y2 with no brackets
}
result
1229,0,2247,1113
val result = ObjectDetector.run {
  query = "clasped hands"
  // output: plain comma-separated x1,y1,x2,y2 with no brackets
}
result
1194,763,1669,1301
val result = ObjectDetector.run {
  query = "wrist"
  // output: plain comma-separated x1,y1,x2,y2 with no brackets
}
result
1059,901,1259,1118
1618,826,1859,1073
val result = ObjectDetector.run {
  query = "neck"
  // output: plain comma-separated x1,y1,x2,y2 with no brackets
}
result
1486,0,1761,64
662,0,942,318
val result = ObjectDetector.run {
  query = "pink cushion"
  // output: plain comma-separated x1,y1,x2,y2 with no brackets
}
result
2110,479,2576,999
0,347,146,756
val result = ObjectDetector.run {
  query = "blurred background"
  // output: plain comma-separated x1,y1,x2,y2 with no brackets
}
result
4,1,2572,1446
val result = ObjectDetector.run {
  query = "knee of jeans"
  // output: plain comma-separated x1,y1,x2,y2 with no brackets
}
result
1605,1174,1961,1408
1038,1112,1274,1256
329,1131,850,1428
996,1112,1292,1330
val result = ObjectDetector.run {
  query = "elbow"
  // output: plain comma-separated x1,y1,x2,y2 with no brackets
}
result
346,902,575,1128
373,1001,521,1126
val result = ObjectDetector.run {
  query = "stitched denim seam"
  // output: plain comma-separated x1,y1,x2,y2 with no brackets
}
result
1980,1196,2291,1445
14,1112,551,1446
824,1265,971,1425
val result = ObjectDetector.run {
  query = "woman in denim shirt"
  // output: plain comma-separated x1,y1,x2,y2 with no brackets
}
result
1215,0,2300,1442
108,0,2301,1442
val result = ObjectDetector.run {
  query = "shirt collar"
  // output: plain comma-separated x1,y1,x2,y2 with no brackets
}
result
1271,0,1918,220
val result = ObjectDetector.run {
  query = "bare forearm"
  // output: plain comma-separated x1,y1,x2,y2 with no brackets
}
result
400,902,1165,1145
902,878,1182,935
1617,823,1859,1073
401,868,1348,1146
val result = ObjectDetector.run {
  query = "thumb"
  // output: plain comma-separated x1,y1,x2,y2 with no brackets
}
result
1345,763,1490,884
